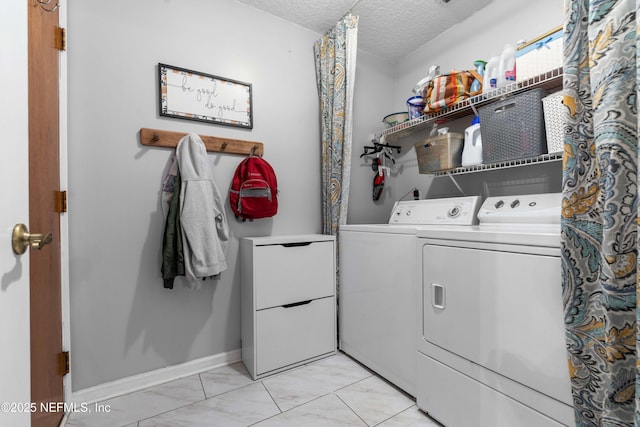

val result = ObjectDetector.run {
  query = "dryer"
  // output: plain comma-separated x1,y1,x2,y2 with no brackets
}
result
416,193,573,426
339,196,480,397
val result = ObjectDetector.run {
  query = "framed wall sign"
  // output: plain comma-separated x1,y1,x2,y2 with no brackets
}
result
159,63,253,129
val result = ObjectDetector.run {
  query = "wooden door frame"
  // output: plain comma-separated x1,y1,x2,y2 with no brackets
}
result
27,0,72,419
35,0,73,407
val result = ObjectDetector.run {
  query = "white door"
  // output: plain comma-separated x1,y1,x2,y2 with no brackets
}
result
0,2,31,426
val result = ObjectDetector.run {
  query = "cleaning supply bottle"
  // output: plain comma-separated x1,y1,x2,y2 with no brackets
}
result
462,116,482,167
498,44,516,88
483,56,499,94
470,59,487,95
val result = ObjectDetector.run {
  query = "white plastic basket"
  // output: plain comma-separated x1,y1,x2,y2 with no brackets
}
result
541,91,564,153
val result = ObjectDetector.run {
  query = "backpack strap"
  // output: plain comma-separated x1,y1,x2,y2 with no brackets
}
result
249,145,262,158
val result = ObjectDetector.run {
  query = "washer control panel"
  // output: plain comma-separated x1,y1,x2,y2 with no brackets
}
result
479,193,562,225
388,196,481,225
447,206,461,218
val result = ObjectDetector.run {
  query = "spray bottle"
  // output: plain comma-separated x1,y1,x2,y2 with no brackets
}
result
470,60,487,95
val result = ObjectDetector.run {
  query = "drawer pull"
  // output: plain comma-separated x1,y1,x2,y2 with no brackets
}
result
282,299,312,308
281,242,312,248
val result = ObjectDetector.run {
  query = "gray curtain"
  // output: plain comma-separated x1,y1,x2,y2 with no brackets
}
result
560,0,639,424
314,14,359,236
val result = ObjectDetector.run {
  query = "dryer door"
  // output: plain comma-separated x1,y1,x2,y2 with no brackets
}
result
421,241,571,405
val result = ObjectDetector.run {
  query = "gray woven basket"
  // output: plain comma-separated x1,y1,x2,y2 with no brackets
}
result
541,91,564,153
479,88,548,163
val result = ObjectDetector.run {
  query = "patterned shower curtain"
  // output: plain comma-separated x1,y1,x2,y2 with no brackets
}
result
314,14,359,236
561,0,639,425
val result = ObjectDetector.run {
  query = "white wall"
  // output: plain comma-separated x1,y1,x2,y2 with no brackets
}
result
67,0,566,391
396,0,564,111
390,0,565,200
67,0,321,390
346,0,565,225
0,3,31,425
347,51,397,224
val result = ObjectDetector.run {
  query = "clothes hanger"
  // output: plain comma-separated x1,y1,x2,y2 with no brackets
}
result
360,142,401,159
373,142,401,154
360,145,379,157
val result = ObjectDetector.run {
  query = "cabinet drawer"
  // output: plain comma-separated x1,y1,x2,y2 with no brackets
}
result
254,241,334,309
256,296,335,375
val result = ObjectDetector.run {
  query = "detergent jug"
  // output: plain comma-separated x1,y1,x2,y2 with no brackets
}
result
498,44,516,87
462,116,482,167
483,56,499,94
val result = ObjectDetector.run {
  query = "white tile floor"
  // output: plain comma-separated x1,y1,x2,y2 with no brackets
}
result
65,352,441,427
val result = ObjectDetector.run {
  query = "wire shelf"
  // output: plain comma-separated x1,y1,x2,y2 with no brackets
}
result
429,152,563,176
375,68,563,145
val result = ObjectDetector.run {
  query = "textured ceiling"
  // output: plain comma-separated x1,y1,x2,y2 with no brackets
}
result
236,0,494,60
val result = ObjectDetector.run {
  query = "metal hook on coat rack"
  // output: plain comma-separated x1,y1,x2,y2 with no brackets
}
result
36,0,60,13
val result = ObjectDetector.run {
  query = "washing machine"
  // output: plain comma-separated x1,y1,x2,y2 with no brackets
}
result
416,193,573,426
339,196,480,397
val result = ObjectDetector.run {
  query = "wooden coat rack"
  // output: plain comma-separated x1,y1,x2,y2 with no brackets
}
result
140,128,264,156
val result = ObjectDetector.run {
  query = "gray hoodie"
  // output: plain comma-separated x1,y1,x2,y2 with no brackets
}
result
176,133,229,288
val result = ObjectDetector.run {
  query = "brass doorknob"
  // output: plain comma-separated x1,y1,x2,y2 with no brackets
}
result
12,223,53,255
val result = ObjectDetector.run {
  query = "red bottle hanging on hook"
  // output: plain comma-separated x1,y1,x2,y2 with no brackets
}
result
360,141,400,201
372,157,385,201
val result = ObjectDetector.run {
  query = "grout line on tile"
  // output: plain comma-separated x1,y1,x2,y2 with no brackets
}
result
334,392,370,426
258,380,285,414
334,375,372,394
72,375,209,426
248,392,340,426
244,382,287,426
197,372,207,400
135,381,263,425
133,399,205,425
371,411,397,426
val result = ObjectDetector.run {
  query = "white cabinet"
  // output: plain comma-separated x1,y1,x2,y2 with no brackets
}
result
240,234,337,380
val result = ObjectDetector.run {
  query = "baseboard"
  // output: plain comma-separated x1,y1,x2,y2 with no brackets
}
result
70,349,241,405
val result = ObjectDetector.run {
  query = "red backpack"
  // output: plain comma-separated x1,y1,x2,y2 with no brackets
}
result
229,154,278,220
